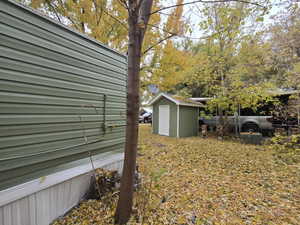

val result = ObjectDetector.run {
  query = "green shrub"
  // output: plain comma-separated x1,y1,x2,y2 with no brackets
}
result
268,134,300,164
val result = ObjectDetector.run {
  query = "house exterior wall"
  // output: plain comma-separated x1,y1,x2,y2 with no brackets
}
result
0,153,123,225
152,98,177,137
0,0,127,191
179,106,199,137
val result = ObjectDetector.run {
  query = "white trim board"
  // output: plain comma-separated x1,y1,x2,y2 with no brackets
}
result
149,93,203,108
149,93,180,105
0,152,124,207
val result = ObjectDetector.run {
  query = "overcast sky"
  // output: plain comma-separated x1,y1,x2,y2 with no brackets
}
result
160,0,286,41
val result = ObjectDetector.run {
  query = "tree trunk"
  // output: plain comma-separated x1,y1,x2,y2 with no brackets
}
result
115,1,153,224
115,12,141,225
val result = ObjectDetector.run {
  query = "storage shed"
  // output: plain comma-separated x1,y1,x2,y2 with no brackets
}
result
150,93,203,137
0,1,126,224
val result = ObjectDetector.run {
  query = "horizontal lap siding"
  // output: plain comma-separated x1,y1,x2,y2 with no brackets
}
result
0,1,127,191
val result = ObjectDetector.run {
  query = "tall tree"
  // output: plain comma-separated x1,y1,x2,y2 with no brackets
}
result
26,0,162,52
114,1,154,224
163,2,273,135
140,0,188,96
268,1,300,88
116,1,269,222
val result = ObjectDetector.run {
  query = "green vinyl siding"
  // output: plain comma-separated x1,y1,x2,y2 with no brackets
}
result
152,98,177,137
0,0,127,190
179,106,199,137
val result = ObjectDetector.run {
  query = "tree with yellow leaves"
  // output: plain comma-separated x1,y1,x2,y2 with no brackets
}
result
26,0,162,52
170,2,274,135
268,1,300,89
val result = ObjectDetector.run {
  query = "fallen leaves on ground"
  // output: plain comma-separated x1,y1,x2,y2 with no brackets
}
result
53,125,300,225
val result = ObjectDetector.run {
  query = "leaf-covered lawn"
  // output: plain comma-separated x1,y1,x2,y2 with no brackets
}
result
54,125,300,225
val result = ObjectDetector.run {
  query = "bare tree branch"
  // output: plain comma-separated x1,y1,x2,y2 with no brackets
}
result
147,23,223,40
117,0,129,10
93,0,104,26
45,0,62,23
143,34,176,55
102,9,128,30
56,0,81,30
150,0,266,15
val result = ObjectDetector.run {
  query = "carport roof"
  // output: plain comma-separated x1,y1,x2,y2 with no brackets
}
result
149,93,204,107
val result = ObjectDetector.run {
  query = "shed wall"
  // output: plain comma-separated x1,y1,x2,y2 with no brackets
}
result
179,106,199,137
0,0,127,191
152,98,177,137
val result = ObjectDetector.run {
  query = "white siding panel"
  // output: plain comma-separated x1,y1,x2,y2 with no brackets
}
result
36,188,51,225
3,204,12,225
18,198,30,225
69,174,90,207
0,159,123,225
49,184,60,222
62,180,72,213
69,177,82,207
0,207,4,225
56,181,65,216
11,201,22,225
28,195,37,225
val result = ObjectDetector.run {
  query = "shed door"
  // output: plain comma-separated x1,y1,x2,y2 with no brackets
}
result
159,105,170,136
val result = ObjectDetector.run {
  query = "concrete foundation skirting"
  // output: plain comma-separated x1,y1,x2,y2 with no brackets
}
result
0,153,124,225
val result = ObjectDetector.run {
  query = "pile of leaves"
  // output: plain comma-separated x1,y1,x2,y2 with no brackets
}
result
52,198,118,225
52,169,120,225
87,168,120,200
53,125,300,225
268,134,300,165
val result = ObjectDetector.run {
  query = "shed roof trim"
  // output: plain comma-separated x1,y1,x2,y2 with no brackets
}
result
149,93,203,107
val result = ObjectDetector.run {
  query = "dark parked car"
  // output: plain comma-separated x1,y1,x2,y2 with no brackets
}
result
139,111,152,123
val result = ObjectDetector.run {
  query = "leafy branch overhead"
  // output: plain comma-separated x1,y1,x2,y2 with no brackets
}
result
27,0,273,101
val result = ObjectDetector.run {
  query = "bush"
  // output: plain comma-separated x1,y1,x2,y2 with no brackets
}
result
268,134,300,164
